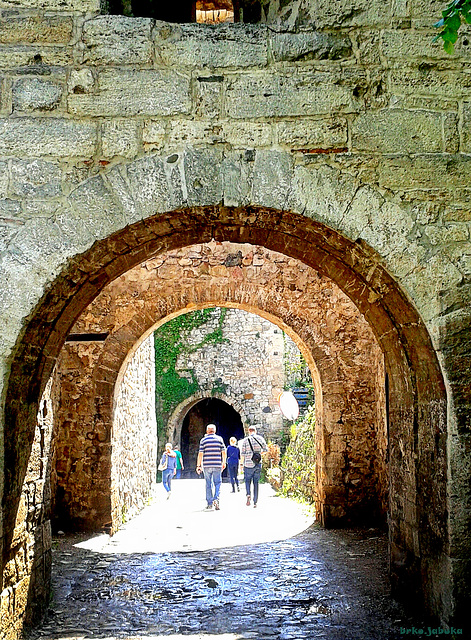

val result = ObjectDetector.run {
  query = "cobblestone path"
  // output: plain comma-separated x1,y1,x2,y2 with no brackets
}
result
27,483,420,640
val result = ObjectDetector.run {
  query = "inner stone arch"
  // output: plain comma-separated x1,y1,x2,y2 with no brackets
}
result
180,397,245,477
46,241,385,543
3,206,447,626
167,390,249,449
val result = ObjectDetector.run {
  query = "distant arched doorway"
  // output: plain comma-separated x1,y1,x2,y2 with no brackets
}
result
181,397,244,477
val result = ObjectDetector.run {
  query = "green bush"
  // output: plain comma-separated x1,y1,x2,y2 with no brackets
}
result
281,406,316,504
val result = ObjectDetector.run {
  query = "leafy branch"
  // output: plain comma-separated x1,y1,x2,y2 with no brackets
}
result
434,0,471,53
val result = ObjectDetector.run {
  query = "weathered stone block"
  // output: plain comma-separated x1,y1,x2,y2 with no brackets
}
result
381,30,471,60
103,166,140,225
67,175,126,238
411,0,451,21
379,154,471,190
226,69,362,118
125,154,174,216
402,254,463,321
251,150,295,210
307,0,391,28
0,15,73,44
0,75,11,114
23,200,60,218
390,66,471,99
0,198,21,218
0,0,99,10
68,69,191,117
293,162,359,230
460,102,471,154
0,159,8,197
195,75,223,119
81,16,152,65
221,150,253,207
223,120,273,148
101,120,139,159
277,118,348,149
10,159,62,198
183,147,224,206
13,77,62,112
352,109,444,154
155,22,268,68
0,117,97,157
142,120,167,152
0,44,73,66
167,119,224,147
269,30,352,62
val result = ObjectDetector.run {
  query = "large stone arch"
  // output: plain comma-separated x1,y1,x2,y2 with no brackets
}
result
2,151,450,624
58,241,384,533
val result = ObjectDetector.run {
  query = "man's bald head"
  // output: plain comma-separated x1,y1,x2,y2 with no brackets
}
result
206,423,216,434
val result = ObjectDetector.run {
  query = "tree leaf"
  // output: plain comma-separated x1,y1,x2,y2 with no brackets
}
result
444,39,456,53
447,12,462,30
442,27,459,42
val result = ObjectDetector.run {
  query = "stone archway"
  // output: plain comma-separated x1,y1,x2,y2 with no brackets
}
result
179,396,245,477
54,241,385,534
167,389,249,446
4,205,447,627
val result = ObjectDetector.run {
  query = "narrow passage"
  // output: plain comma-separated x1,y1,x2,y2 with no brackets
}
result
28,481,418,640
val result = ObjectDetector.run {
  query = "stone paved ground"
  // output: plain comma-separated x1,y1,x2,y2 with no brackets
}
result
27,481,436,640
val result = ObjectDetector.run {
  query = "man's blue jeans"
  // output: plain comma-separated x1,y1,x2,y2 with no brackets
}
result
204,467,222,505
162,469,173,493
244,464,261,504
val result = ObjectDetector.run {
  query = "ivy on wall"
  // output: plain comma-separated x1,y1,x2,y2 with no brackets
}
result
281,405,317,503
154,307,228,442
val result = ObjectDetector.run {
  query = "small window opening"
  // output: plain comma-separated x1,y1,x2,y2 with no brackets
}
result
104,1,261,24
196,1,234,24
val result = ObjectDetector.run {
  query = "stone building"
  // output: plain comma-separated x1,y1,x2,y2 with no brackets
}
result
0,0,470,637
157,306,289,468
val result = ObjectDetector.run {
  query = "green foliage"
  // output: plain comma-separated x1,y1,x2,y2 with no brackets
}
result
434,0,471,53
283,335,315,406
154,308,228,442
281,406,317,504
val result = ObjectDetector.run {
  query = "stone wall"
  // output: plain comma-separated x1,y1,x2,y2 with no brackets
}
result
0,0,468,634
2,375,56,637
52,333,157,532
111,334,157,528
168,307,287,437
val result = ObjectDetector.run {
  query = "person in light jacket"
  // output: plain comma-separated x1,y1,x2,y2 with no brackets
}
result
160,442,177,498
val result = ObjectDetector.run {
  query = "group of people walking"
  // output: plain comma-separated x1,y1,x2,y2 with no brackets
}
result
160,423,268,510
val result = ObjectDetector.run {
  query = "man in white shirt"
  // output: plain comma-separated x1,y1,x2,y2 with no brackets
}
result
240,426,268,508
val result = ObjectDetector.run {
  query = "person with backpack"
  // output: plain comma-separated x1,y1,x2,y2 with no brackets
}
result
240,426,268,508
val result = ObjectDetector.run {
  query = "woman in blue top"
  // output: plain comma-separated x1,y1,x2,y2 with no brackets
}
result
226,437,240,493
160,443,177,499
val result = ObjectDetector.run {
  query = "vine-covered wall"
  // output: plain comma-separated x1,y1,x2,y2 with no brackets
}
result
154,307,228,443
154,307,296,444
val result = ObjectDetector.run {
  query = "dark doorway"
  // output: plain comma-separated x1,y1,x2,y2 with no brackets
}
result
181,397,244,477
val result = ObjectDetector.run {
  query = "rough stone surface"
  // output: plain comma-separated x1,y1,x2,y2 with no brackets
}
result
0,0,468,637
12,77,62,112
81,15,153,65
112,335,157,528
68,69,192,117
